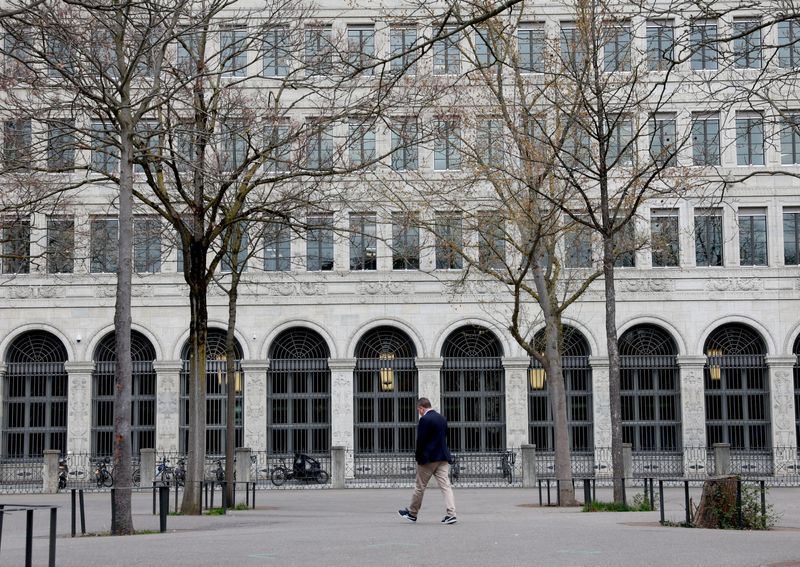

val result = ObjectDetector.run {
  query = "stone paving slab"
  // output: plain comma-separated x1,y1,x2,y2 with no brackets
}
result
1,486,799,566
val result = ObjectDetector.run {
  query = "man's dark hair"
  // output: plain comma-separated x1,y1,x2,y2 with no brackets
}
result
417,397,431,409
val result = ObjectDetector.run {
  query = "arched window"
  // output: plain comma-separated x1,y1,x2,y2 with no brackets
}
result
441,325,505,452
794,335,799,448
704,324,770,450
528,326,593,452
354,327,417,455
267,328,330,455
92,331,157,456
180,329,243,455
619,325,681,451
3,331,68,457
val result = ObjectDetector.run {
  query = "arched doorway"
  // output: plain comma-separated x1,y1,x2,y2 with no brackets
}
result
440,325,505,452
180,329,243,455
3,331,68,457
267,328,331,455
92,331,157,456
353,326,417,455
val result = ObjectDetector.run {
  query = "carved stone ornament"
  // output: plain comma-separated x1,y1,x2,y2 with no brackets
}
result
704,278,763,292
621,278,674,293
131,285,153,297
357,280,410,297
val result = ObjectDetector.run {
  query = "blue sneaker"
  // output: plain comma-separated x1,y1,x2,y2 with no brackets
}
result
398,508,417,522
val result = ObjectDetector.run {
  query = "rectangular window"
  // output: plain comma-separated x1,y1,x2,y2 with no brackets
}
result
435,213,462,269
134,120,159,174
47,216,74,274
433,27,460,75
176,29,199,71
390,118,418,171
560,23,584,69
220,224,249,273
263,26,289,77
691,21,718,70
518,23,544,73
738,209,768,266
392,212,419,270
434,119,461,171
306,122,334,170
4,26,33,71
263,221,291,271
691,113,720,166
613,222,636,268
47,35,73,78
265,119,291,173
47,120,75,171
646,20,674,71
306,214,333,271
222,120,247,171
650,210,679,267
348,120,375,166
174,123,195,172
564,223,593,268
777,20,800,68
608,117,633,167
736,114,764,166
784,209,800,265
221,26,247,76
650,113,677,167
347,25,375,74
563,127,591,167
476,118,505,167
1,217,30,274
133,217,161,273
390,26,417,74
695,210,724,267
478,214,505,271
305,26,333,76
90,218,119,273
4,118,31,170
781,113,800,164
475,29,494,67
604,23,631,72
91,121,119,174
733,19,761,69
349,213,377,271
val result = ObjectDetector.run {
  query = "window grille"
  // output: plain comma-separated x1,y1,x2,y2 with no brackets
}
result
267,328,331,455
92,331,156,456
441,325,505,452
794,335,800,447
619,325,681,451
704,324,770,451
180,329,243,455
354,327,417,455
3,331,68,457
528,326,593,452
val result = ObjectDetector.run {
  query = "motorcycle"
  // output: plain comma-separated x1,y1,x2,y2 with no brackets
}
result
57,457,69,490
270,452,329,486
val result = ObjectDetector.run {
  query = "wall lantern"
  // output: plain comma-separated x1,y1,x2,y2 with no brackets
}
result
379,352,395,392
529,366,546,390
706,348,723,381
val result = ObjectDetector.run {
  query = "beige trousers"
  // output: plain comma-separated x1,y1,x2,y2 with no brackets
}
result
408,461,456,517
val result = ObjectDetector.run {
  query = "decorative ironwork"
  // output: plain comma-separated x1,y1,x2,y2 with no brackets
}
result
0,457,43,493
704,324,770,451
92,331,157,455
528,326,593,451
794,335,799,448
619,325,681,452
180,329,244,455
2,331,68,457
535,450,596,479
267,328,331,455
354,327,417,455
441,325,505,452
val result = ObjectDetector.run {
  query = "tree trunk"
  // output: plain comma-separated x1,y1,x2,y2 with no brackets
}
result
602,234,624,503
224,257,241,508
111,132,134,535
693,475,740,529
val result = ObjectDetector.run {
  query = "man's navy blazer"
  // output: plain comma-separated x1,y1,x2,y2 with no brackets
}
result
415,409,453,465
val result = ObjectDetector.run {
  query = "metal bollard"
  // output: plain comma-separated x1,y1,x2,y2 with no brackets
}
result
159,486,169,533
25,509,33,567
49,507,57,567
760,480,766,524
583,479,592,506
0,504,4,553
621,479,626,506
79,490,86,535
252,482,256,508
152,482,157,515
684,480,691,525
556,479,561,507
221,481,228,511
538,479,542,506
659,480,665,525
736,480,743,529
71,489,76,537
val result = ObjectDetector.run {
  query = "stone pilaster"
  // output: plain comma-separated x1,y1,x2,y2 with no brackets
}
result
415,358,442,410
677,356,708,477
152,361,182,453
589,357,612,476
328,359,356,451
766,356,798,475
503,357,529,450
0,363,5,448
64,361,94,455
240,360,269,453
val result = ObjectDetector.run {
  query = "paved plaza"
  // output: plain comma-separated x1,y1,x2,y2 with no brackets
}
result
1,486,800,566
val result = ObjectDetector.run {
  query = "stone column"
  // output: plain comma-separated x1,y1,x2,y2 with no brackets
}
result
240,360,269,454
676,355,707,475
329,359,356,479
152,361,182,454
331,445,346,488
0,364,5,447
521,444,537,488
43,449,60,494
589,357,612,477
503,357,529,450
235,447,252,504
415,358,442,410
64,361,93,455
766,356,798,475
140,448,156,487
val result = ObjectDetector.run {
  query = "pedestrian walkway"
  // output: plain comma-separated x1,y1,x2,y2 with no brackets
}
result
1,487,799,566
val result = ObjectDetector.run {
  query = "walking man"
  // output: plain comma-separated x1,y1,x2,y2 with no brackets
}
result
399,397,457,524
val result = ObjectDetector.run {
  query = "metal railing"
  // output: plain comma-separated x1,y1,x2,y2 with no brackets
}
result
0,458,43,494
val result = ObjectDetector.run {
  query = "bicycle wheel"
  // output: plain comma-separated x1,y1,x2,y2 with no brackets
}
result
162,470,172,485
315,470,330,485
270,467,288,487
103,471,114,488
132,468,141,487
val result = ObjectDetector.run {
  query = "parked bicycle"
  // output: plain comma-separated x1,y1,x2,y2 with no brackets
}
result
270,452,329,486
155,457,175,485
94,457,113,488
57,456,69,490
